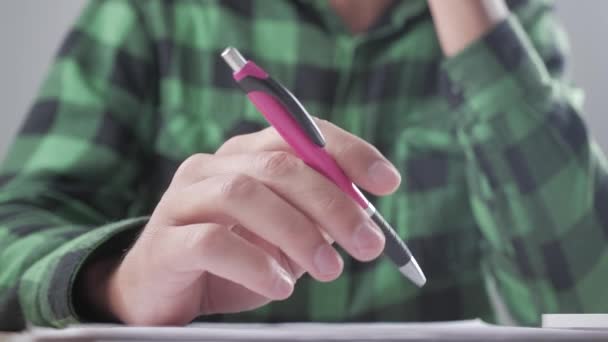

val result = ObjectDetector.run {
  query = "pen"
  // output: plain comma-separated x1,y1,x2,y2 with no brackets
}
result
221,47,426,287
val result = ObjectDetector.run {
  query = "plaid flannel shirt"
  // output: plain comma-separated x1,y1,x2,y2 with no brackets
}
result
1,0,607,331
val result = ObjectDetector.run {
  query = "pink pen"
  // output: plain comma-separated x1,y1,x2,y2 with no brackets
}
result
221,47,426,287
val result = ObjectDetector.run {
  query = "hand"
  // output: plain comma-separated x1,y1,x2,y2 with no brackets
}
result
86,119,401,325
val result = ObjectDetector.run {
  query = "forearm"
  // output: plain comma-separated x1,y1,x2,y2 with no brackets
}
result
0,187,146,329
434,1,608,322
427,0,509,56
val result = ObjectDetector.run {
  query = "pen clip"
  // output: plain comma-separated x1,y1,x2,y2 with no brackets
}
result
239,77,326,147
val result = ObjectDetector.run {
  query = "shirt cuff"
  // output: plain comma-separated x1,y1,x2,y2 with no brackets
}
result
19,217,148,328
441,15,554,125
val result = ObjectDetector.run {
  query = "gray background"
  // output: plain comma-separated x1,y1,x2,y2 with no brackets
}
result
0,1,606,158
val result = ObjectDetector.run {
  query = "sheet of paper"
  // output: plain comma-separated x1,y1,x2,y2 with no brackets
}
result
542,314,608,330
27,320,608,341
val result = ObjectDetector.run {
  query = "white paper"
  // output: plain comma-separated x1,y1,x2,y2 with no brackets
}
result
542,314,608,330
28,320,608,341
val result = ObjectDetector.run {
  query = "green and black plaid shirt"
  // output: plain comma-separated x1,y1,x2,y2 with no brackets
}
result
1,0,607,331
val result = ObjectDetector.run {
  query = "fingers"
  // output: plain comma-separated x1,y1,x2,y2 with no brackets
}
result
230,224,307,279
167,152,385,263
158,174,344,281
316,119,401,195
216,119,401,195
173,223,296,300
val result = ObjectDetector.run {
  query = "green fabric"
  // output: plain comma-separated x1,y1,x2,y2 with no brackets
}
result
1,0,607,330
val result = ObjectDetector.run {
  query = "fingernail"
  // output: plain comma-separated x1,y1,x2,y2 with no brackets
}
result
273,266,295,297
354,221,385,259
314,244,343,276
369,160,401,188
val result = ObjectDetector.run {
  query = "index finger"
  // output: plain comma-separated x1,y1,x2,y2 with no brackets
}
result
216,118,401,196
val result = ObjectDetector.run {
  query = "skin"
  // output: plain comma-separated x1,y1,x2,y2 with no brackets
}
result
330,0,395,34
82,0,509,325
84,120,396,325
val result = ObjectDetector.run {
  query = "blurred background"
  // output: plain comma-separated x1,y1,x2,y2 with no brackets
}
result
0,1,606,158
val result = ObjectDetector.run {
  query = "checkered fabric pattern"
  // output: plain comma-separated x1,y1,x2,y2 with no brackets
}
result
1,0,606,331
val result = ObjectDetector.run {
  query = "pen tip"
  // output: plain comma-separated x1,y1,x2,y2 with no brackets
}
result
400,258,427,287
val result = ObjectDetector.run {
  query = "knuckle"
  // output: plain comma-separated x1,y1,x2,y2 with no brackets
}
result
154,191,182,226
217,135,242,154
155,189,174,212
175,153,210,180
260,125,278,137
312,187,361,227
196,225,225,253
257,151,301,177
334,140,359,159
219,174,259,200
312,187,345,214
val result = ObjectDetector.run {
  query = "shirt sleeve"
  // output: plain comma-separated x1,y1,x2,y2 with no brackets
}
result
0,0,156,330
442,0,608,324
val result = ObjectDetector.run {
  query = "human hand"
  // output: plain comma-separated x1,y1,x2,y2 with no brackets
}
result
88,119,401,325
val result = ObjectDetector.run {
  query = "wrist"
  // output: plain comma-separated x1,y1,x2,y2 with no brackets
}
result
427,0,509,56
76,255,123,322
